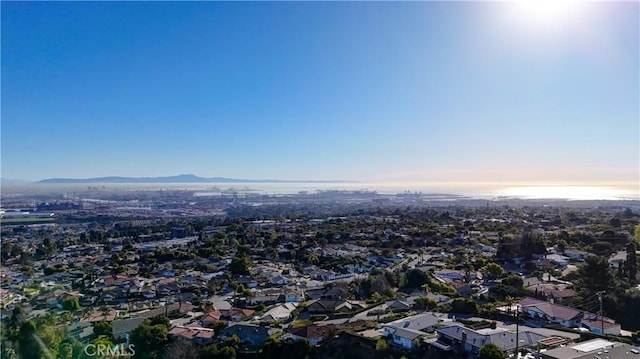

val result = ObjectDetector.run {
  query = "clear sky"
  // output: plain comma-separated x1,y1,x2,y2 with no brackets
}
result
2,1,638,184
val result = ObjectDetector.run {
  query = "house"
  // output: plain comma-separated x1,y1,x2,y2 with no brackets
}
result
540,339,635,359
259,303,298,322
548,289,576,305
608,251,627,269
112,317,145,341
382,313,444,333
310,269,336,281
306,299,366,314
526,284,576,305
140,286,156,300
451,282,474,296
236,275,258,289
581,316,621,336
201,308,255,324
281,288,304,303
519,297,583,328
305,283,350,300
82,309,118,323
434,269,482,283
531,259,555,271
219,324,277,346
387,299,413,311
246,293,280,306
433,269,465,281
385,327,427,349
168,325,215,346
425,292,452,304
177,274,207,289
546,254,569,268
564,249,590,261
433,324,546,357
286,324,333,346
66,322,94,341
268,274,290,286
130,302,194,321
155,278,180,296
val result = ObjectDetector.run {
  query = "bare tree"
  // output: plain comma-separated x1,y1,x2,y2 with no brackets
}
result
161,341,199,359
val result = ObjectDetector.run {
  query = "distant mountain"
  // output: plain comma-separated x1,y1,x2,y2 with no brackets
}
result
37,174,356,184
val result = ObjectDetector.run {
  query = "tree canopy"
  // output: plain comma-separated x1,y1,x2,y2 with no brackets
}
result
502,275,524,289
482,263,504,279
478,343,505,359
229,255,251,275
575,255,613,296
130,317,169,359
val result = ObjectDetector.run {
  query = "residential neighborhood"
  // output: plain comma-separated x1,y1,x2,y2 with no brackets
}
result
1,188,640,358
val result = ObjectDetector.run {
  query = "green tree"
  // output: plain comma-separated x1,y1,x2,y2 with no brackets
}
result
478,343,505,359
305,252,319,265
130,320,169,359
556,239,568,253
36,323,64,357
502,275,524,289
61,312,73,323
575,255,613,296
218,347,236,359
405,269,429,288
414,297,438,310
199,344,221,359
635,225,640,245
519,231,546,260
62,297,81,311
375,338,389,352
17,321,38,359
590,241,613,257
261,337,312,359
497,237,518,259
627,242,638,284
20,265,33,276
93,321,112,337
18,321,36,340
609,218,622,228
482,263,504,279
0,347,16,359
57,342,77,359
451,298,478,314
229,256,250,275
488,285,521,301
149,315,170,328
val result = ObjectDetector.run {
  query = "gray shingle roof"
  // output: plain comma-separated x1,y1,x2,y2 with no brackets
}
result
436,324,546,352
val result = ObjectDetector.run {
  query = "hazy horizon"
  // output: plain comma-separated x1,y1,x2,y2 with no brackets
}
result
2,1,638,184
2,179,638,201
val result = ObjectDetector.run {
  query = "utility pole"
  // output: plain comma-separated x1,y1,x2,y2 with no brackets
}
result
597,291,606,335
515,305,520,358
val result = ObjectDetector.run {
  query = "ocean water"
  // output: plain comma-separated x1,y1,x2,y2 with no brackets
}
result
226,182,640,200
4,182,639,201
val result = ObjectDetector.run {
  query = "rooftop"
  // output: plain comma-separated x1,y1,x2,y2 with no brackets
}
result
541,339,639,359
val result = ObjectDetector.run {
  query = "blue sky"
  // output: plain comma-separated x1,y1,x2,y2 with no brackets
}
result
2,1,638,183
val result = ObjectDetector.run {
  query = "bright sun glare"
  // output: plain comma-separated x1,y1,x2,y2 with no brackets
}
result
499,186,634,201
508,0,585,29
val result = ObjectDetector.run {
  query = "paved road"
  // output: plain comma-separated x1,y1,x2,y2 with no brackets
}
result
351,303,389,321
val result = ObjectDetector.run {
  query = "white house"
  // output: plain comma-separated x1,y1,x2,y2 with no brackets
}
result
581,317,621,336
259,303,298,322
383,327,427,349
519,298,583,328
